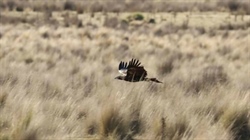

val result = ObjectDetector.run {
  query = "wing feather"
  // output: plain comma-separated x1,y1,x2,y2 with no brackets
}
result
119,61,128,70
128,58,141,68
118,61,128,75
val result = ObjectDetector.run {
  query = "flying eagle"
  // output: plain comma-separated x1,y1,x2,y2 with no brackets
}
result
115,59,162,83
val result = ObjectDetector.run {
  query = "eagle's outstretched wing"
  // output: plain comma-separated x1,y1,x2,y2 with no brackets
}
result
118,59,147,82
118,61,128,76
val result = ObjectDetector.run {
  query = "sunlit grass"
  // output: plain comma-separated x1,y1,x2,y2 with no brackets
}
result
0,9,249,139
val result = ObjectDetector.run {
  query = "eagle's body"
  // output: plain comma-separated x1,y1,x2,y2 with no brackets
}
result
115,59,162,83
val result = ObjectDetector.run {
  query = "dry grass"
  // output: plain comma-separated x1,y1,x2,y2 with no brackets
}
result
1,0,250,14
0,3,250,140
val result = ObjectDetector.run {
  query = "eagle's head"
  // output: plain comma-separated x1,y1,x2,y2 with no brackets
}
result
115,76,125,80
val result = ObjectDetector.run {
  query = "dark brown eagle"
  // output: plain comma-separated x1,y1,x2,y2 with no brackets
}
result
115,59,162,83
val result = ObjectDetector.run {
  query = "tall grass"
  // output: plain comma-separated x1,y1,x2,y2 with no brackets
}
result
0,8,250,140
1,0,250,14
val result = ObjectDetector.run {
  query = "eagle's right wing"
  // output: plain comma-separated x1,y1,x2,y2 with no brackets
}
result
126,59,147,81
126,67,147,81
127,59,141,69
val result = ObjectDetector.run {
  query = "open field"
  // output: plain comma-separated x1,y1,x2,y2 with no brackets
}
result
0,1,250,140
1,0,250,14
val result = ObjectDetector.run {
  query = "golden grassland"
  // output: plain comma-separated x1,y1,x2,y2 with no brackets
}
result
0,5,250,140
1,0,250,14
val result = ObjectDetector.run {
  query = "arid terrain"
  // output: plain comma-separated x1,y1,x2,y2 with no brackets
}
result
0,0,250,140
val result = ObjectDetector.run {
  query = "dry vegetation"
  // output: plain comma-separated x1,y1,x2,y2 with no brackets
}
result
0,0,250,140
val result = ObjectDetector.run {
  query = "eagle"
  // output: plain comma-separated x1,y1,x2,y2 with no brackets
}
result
115,58,162,83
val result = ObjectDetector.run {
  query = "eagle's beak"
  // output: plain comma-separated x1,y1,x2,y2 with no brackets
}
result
115,76,121,80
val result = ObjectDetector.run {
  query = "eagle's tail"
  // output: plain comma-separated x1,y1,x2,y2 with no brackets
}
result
145,78,163,83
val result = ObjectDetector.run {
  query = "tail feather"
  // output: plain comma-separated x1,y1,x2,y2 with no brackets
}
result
145,78,163,83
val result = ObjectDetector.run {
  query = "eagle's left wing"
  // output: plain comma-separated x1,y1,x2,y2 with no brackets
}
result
118,61,128,76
